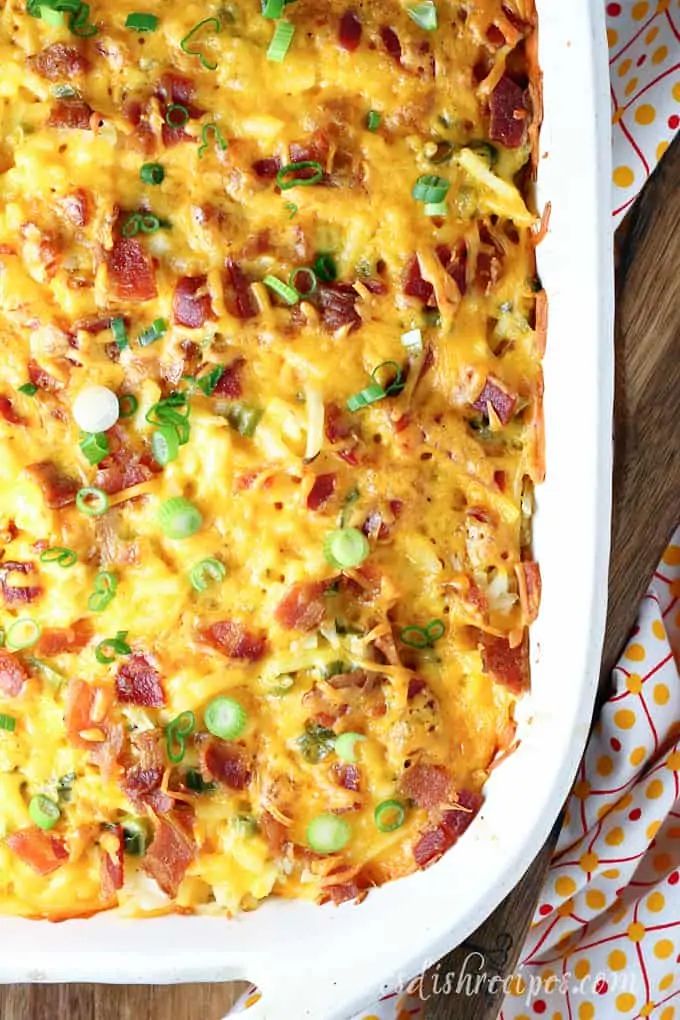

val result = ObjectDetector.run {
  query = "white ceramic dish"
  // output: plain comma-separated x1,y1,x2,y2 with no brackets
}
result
0,2,614,1016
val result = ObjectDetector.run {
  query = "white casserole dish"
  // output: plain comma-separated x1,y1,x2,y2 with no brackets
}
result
0,2,614,1016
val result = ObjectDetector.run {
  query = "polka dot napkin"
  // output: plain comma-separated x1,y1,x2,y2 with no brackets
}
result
231,7,679,1019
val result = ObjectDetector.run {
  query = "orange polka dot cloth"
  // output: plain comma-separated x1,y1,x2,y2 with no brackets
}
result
609,0,680,221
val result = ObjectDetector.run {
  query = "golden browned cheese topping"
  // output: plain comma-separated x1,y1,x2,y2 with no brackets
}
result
0,0,542,917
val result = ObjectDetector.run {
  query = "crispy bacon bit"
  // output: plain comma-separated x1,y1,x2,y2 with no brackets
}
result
0,396,23,425
116,654,165,707
486,24,506,46
0,649,28,697
436,242,468,296
404,255,434,303
516,561,541,624
37,619,92,657
252,157,280,179
472,376,518,426
317,283,360,332
25,461,78,509
323,880,363,906
173,275,214,329
95,447,152,496
30,43,90,80
260,811,288,853
489,74,528,149
0,560,42,606
333,763,361,791
275,581,328,632
101,825,124,898
200,739,251,790
380,25,402,62
338,10,362,50
307,473,337,511
65,680,97,747
479,631,529,693
325,402,353,444
213,357,245,398
6,828,68,876
122,731,166,806
143,815,196,897
413,789,483,867
407,676,427,699
201,620,267,661
62,188,92,228
225,258,257,320
28,359,61,392
401,762,451,810
107,236,157,302
48,99,93,130
89,723,124,778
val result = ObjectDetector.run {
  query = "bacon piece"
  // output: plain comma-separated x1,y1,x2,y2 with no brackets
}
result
403,255,434,303
89,723,124,778
225,258,257,320
101,825,125,898
73,315,115,335
143,814,196,897
25,461,78,509
0,396,23,425
61,188,92,228
173,275,214,329
275,581,327,632
407,676,427,699
0,560,42,606
479,632,528,693
323,880,363,906
36,619,92,657
199,738,251,791
516,561,541,625
156,73,203,147
213,357,245,398
28,359,61,392
260,811,288,853
65,680,97,747
333,763,361,792
30,43,90,80
380,26,402,63
0,649,28,697
122,731,166,806
6,828,68,876
48,99,93,130
317,283,361,332
401,763,451,810
116,655,165,707
107,236,157,302
252,157,280,179
307,473,336,511
338,10,362,50
325,403,353,444
472,376,518,425
489,74,528,149
201,620,267,662
94,449,152,496
436,242,468,296
413,789,483,867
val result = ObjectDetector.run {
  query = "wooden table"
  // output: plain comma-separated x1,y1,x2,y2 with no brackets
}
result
2,135,679,1020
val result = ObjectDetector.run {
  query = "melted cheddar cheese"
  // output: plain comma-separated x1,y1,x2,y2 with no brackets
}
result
0,0,542,918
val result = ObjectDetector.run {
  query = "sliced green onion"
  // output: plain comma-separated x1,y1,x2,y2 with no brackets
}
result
24,655,63,685
346,382,385,412
261,0,284,16
334,731,365,763
165,710,196,764
39,546,77,568
412,174,450,204
6,617,41,651
87,571,118,613
195,365,224,396
374,798,406,833
76,487,109,517
407,1,438,31
366,110,381,132
18,382,38,396
399,618,445,649
267,19,295,62
151,425,180,467
313,252,337,282
165,104,190,128
125,11,158,31
323,527,370,569
146,396,190,445
111,317,128,350
158,497,202,539
0,714,16,732
122,212,161,237
306,812,351,854
276,161,323,190
39,7,66,26
69,1,97,36
289,267,317,296
401,327,424,354
371,360,404,395
198,122,228,158
222,402,263,438
140,162,165,185
29,794,61,831
118,393,138,418
95,630,131,665
122,817,150,855
263,274,299,306
180,16,221,70
204,696,247,740
424,200,448,217
189,557,226,592
138,318,168,346
79,431,110,466
284,201,298,219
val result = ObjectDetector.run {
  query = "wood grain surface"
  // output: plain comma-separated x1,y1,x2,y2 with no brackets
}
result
1,136,678,1020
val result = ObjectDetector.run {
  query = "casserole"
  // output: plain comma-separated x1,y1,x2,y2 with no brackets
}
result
0,0,613,1017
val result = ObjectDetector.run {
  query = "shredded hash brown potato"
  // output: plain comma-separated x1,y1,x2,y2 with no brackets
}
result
0,0,543,918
